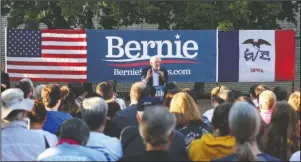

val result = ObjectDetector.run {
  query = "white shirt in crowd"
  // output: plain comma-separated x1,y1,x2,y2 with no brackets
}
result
152,69,160,86
290,150,300,162
115,98,126,110
86,131,123,161
32,129,58,147
203,108,214,122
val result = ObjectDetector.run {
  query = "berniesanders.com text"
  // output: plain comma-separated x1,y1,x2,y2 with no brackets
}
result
113,68,191,76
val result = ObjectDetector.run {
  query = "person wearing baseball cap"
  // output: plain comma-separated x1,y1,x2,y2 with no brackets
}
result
1,88,47,161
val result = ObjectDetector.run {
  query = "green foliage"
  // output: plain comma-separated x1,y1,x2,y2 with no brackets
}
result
1,0,299,30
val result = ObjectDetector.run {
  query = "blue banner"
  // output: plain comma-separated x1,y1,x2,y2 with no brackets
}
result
87,30,217,83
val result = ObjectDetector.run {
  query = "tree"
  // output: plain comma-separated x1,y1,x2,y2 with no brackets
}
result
170,1,299,31
1,1,299,30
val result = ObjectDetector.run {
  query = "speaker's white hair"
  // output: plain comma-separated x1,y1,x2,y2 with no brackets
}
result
150,55,161,63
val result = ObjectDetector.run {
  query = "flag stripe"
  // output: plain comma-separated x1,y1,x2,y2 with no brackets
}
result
9,73,86,79
41,41,87,46
218,31,239,82
42,54,87,58
7,65,86,71
41,45,87,50
41,29,86,34
42,37,86,42
275,30,295,81
41,49,86,54
8,57,86,63
7,69,87,75
8,61,86,66
41,33,86,38
10,77,87,82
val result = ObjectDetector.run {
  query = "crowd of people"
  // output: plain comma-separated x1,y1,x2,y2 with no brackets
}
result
1,76,300,161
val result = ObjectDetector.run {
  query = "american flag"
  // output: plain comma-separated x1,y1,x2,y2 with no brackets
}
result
6,29,87,82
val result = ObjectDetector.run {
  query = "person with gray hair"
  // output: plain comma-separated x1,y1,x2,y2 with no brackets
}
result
120,103,188,160
141,55,168,87
121,106,188,161
33,84,45,100
81,97,123,161
213,102,280,162
38,118,108,161
1,88,46,161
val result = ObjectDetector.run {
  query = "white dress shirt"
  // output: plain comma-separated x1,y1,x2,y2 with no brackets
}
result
152,69,160,86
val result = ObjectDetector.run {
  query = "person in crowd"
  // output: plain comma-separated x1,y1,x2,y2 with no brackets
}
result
163,88,181,108
288,91,300,114
263,102,299,161
203,86,233,122
273,86,288,101
20,78,34,96
38,118,108,161
141,55,168,87
236,96,255,106
290,150,300,162
236,95,268,151
163,81,178,99
68,82,87,107
110,82,149,138
41,84,72,135
253,84,269,108
96,82,121,136
60,86,70,100
214,102,280,161
28,100,58,147
288,91,301,149
16,81,33,99
108,80,126,110
121,106,189,161
81,97,122,161
96,82,121,119
120,101,188,160
259,90,277,125
1,88,46,161
237,95,269,148
59,85,80,117
169,92,212,147
189,103,235,161
182,88,198,104
1,64,10,92
249,84,259,107
33,84,45,100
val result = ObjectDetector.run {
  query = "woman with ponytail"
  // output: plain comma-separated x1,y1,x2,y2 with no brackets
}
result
214,102,280,161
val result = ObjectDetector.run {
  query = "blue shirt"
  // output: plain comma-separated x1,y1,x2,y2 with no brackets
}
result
38,143,108,161
2,121,46,161
42,111,72,135
86,132,123,161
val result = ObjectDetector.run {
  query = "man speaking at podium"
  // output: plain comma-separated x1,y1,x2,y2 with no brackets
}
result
141,56,168,87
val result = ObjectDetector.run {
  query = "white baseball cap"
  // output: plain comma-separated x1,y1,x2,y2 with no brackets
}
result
1,88,34,119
